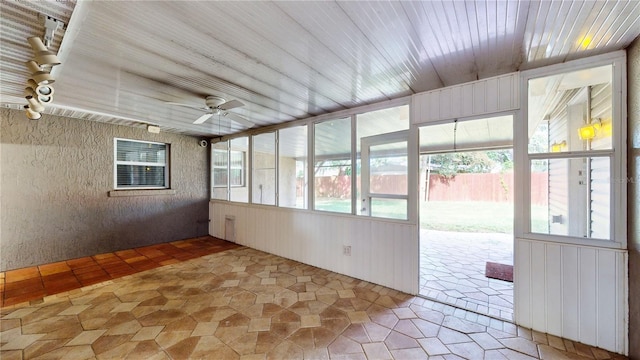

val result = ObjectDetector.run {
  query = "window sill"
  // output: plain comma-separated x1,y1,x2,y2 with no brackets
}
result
108,189,177,197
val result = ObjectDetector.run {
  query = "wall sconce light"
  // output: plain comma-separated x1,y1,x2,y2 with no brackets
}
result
27,36,61,66
578,118,602,140
24,105,42,120
551,140,567,153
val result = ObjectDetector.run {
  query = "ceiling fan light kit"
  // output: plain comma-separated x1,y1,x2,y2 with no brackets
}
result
22,16,63,120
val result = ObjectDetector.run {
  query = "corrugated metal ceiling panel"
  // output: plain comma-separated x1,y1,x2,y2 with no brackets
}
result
1,1,639,137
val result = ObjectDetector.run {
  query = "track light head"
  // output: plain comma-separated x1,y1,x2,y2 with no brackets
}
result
24,86,52,103
24,105,42,120
26,60,55,85
25,95,45,113
27,79,55,99
27,36,61,66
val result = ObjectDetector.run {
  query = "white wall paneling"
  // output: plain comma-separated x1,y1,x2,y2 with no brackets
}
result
515,238,628,354
412,73,520,125
210,201,419,294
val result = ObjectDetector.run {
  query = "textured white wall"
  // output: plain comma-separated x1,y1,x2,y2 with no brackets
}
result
0,109,210,271
627,36,640,359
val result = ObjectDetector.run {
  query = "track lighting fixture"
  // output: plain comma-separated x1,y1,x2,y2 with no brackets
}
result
24,105,42,120
25,85,53,104
26,60,55,85
27,79,54,100
43,16,64,48
25,95,45,113
22,16,64,120
28,36,61,66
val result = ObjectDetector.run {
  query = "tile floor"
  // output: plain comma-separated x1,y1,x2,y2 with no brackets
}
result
0,236,627,359
420,230,515,321
0,237,239,308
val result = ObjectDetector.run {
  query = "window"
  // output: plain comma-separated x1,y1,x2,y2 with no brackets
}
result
115,138,168,189
230,137,249,203
314,117,352,213
526,64,616,241
211,138,249,202
279,125,307,209
212,141,229,200
357,105,410,219
213,149,244,188
252,132,276,205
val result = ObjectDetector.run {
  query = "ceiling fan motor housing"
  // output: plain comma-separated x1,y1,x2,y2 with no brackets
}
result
205,95,226,109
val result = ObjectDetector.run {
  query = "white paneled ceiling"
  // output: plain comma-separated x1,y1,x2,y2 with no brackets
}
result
1,1,639,137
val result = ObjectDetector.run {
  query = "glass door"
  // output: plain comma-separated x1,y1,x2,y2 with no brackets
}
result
361,130,409,220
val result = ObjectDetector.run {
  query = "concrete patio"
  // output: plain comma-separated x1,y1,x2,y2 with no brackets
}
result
419,229,514,321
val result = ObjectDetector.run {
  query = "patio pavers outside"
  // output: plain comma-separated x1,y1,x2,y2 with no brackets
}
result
419,229,514,321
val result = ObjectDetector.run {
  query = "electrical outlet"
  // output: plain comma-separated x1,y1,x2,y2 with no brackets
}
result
343,245,351,256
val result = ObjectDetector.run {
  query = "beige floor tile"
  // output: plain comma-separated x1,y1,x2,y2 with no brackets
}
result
260,278,276,285
299,292,317,302
1,244,628,360
301,314,321,328
222,279,241,287
65,329,106,346
57,304,91,316
338,289,355,298
363,342,393,359
392,307,416,319
110,302,140,313
1,333,45,351
131,325,164,341
347,311,370,324
248,318,271,332
255,293,274,304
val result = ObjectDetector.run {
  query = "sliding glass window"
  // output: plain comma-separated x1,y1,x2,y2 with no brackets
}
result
212,141,229,200
252,132,276,205
229,137,248,203
314,118,352,213
279,125,307,209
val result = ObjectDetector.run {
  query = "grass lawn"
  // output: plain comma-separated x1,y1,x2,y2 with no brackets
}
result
421,201,513,233
314,198,548,234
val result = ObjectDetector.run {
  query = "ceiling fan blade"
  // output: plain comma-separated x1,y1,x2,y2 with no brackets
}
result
166,102,208,111
193,113,213,124
225,112,255,128
218,99,244,110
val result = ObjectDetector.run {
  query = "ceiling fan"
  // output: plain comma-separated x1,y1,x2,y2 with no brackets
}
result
167,95,254,128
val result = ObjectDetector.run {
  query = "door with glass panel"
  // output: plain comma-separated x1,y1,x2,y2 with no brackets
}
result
360,130,409,220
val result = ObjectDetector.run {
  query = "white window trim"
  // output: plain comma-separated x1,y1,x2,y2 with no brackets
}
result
212,149,245,188
229,150,246,188
114,138,170,190
518,51,627,249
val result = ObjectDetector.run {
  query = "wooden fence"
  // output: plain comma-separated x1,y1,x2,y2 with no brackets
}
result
311,172,548,205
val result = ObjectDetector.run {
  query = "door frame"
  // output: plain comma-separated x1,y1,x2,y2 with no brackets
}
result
360,130,410,218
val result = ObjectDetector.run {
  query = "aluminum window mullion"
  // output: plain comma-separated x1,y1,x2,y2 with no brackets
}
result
528,150,613,160
350,114,357,215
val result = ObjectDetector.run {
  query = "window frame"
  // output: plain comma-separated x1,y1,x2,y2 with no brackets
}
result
212,149,245,188
114,138,170,190
518,51,627,249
